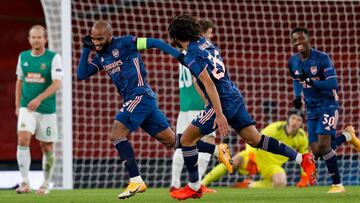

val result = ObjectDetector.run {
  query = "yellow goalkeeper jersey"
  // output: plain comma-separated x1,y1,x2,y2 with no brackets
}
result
255,121,308,166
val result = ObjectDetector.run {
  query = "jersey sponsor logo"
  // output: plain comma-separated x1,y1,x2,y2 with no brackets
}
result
25,72,45,83
40,63,46,70
23,62,29,67
294,69,300,75
112,49,119,58
103,60,123,75
310,66,318,75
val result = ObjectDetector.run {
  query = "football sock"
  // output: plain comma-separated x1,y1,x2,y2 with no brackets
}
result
256,135,298,161
17,146,31,183
175,134,215,155
171,148,184,188
113,138,140,178
201,163,227,186
198,152,211,180
196,140,216,155
182,146,200,190
323,149,341,185
42,151,55,185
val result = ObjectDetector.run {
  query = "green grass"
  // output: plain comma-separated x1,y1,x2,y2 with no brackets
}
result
1,186,359,203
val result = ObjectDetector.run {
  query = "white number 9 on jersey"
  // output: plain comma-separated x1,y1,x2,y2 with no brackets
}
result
207,50,226,80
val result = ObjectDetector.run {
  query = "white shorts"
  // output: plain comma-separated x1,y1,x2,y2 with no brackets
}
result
176,111,215,137
17,107,59,142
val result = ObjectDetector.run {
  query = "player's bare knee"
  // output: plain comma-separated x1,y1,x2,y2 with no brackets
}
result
40,142,54,153
110,121,128,141
17,131,31,146
272,174,287,187
318,143,331,155
232,154,243,170
273,179,287,188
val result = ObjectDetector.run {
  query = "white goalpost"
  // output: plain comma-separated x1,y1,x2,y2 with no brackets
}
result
42,0,360,189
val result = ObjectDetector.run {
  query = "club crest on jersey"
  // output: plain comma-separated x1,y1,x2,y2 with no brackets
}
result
112,49,119,58
310,66,318,75
40,63,46,70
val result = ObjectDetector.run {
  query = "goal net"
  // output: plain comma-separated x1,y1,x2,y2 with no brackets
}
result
42,0,360,188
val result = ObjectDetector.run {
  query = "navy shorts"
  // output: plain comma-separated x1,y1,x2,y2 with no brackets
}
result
115,94,170,136
307,105,339,144
191,103,255,135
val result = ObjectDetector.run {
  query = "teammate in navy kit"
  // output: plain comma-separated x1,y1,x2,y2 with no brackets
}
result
76,20,232,199
288,27,360,193
168,14,316,200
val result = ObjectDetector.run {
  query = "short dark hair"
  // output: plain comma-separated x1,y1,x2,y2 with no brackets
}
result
288,108,305,120
198,20,214,34
168,14,202,42
291,27,310,38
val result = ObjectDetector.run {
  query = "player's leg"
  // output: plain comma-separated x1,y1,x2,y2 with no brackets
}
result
170,111,190,191
16,107,36,193
315,109,344,193
113,95,155,199
198,135,215,184
231,104,316,184
35,112,58,195
37,142,55,195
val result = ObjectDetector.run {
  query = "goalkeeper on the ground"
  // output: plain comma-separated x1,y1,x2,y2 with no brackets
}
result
202,109,311,188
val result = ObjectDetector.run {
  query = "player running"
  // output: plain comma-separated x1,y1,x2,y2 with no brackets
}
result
167,14,316,200
288,27,360,193
76,20,232,200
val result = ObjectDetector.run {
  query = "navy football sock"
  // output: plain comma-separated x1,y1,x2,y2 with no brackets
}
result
196,140,215,155
256,134,298,160
113,138,140,178
335,134,347,147
175,134,215,155
323,149,341,185
182,146,199,183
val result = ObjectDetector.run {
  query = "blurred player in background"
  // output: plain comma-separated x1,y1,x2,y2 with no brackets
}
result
76,20,232,200
167,14,316,200
170,20,217,194
203,109,310,188
15,25,63,195
288,27,360,193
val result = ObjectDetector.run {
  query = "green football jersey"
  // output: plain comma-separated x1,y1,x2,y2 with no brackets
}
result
18,49,58,114
179,63,205,111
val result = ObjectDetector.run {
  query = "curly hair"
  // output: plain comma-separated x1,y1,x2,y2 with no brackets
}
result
168,14,202,42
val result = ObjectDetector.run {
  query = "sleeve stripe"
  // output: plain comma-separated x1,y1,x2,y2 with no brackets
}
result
326,75,337,80
136,38,147,50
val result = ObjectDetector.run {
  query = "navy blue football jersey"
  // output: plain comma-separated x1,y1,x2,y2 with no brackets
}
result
183,37,244,117
90,35,156,101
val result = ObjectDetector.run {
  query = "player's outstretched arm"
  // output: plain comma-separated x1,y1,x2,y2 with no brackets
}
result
137,38,183,61
198,69,228,136
312,77,337,90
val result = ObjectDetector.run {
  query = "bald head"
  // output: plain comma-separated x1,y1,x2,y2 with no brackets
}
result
90,20,113,53
92,20,112,35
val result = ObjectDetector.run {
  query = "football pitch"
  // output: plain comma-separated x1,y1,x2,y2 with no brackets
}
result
1,186,359,203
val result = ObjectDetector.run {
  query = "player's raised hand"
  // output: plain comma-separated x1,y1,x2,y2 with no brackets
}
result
83,35,94,50
213,114,228,136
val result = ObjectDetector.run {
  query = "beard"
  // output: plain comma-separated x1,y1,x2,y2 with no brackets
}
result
96,41,110,54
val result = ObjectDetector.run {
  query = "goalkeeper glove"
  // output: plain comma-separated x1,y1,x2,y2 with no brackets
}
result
293,96,303,110
83,35,94,50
